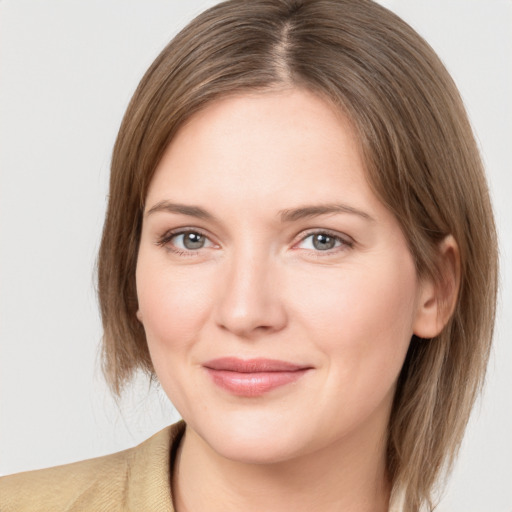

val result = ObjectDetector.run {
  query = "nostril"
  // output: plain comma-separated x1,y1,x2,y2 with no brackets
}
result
214,260,288,337
216,306,288,339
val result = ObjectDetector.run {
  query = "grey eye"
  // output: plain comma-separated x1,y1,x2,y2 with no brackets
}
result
181,232,206,250
312,233,337,250
297,232,344,252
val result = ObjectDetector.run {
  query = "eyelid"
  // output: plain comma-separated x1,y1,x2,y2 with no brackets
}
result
292,228,354,252
155,226,218,252
155,226,354,256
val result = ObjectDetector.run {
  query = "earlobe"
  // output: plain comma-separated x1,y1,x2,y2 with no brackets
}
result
413,235,460,339
136,309,143,323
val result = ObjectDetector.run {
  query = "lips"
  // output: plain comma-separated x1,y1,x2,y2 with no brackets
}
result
203,357,311,397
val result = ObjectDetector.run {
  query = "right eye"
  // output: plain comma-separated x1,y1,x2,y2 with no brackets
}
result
157,229,216,255
172,231,211,250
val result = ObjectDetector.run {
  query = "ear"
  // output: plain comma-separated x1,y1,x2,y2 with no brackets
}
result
136,309,144,323
413,235,460,339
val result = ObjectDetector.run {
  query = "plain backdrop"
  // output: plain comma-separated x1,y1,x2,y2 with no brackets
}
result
0,1,511,510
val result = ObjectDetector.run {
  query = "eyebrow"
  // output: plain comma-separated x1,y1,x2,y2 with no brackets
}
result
279,203,375,223
146,201,215,220
145,200,375,223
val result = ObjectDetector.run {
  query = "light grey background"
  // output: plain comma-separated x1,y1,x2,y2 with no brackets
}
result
0,1,510,510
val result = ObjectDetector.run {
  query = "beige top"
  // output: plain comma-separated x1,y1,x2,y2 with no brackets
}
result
0,421,185,512
0,420,404,512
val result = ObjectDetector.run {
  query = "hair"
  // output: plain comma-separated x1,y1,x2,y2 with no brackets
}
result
97,0,498,510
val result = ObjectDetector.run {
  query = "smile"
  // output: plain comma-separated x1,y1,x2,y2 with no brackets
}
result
203,358,312,397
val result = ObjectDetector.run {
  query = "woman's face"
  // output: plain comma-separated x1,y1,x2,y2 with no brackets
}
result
136,88,432,464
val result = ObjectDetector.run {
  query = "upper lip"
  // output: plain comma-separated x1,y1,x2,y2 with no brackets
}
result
203,357,310,373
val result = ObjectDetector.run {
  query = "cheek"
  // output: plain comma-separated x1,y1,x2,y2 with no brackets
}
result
136,254,214,352
290,256,418,376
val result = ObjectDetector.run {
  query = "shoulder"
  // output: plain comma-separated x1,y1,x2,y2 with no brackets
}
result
0,448,130,512
0,421,185,512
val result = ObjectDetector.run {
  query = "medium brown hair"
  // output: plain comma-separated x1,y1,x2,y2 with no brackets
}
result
97,1,498,509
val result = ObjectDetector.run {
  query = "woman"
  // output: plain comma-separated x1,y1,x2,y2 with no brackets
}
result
0,1,498,511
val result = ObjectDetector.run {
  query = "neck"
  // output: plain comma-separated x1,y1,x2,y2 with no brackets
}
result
172,423,391,512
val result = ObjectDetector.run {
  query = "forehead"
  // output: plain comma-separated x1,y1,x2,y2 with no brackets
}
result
145,88,380,218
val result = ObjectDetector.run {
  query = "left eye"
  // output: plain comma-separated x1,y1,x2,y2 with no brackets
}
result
297,233,345,251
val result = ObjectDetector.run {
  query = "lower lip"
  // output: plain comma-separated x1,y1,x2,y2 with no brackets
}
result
205,369,309,397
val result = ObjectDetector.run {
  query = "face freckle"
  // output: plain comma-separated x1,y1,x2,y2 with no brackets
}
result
135,88,428,465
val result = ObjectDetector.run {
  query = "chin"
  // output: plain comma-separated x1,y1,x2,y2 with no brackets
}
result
210,434,302,465
191,412,315,465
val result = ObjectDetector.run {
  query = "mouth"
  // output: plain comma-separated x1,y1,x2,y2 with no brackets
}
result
203,357,312,397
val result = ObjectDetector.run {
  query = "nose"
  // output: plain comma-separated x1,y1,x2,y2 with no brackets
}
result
214,248,288,339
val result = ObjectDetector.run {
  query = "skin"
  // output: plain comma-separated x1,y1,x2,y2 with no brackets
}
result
136,88,452,512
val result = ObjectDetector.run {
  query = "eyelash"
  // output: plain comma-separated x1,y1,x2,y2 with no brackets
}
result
294,229,354,257
155,228,354,257
155,227,213,257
